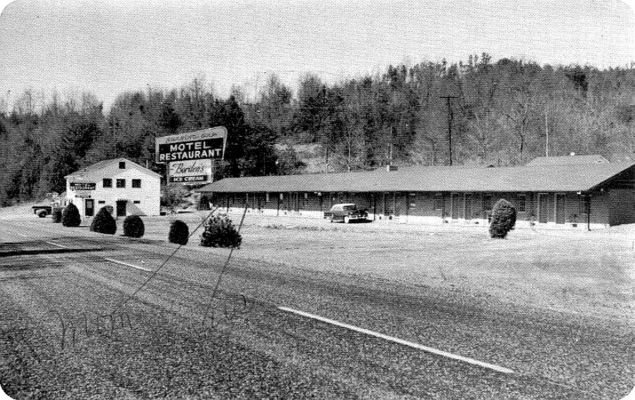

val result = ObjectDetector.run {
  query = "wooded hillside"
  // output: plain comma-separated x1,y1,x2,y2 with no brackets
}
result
1,54,633,205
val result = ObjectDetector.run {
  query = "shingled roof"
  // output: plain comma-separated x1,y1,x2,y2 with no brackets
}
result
198,161,634,194
65,158,161,178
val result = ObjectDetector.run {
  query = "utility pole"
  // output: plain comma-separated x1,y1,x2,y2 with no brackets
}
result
545,110,549,157
440,95,458,166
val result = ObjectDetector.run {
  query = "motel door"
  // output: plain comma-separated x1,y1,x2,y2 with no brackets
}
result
538,194,550,223
116,200,127,217
464,194,472,220
291,193,300,211
85,199,94,217
555,194,566,224
450,194,459,220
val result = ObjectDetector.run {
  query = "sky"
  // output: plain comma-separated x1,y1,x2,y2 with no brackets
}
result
0,0,634,112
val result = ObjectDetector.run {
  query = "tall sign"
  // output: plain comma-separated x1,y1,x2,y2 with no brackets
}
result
155,126,227,184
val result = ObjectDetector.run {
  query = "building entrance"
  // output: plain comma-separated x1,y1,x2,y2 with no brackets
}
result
116,200,127,217
85,199,94,217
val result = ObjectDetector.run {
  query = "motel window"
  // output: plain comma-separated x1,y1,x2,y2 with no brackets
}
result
119,161,126,169
132,179,141,188
116,179,126,188
433,194,444,210
103,178,112,188
577,196,586,216
98,200,105,204
133,200,140,204
517,194,526,212
483,194,493,211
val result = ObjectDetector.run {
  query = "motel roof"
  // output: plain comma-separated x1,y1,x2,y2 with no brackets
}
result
525,154,609,166
197,160,634,194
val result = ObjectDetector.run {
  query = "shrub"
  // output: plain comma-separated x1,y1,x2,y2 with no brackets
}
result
161,184,190,213
91,207,117,235
489,199,517,239
52,207,63,223
200,215,242,248
62,203,81,227
123,215,145,238
37,209,47,218
168,220,189,245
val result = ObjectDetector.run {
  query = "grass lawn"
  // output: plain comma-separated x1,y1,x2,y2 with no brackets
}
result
128,210,634,324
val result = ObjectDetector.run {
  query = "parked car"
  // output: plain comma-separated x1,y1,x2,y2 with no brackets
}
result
324,203,368,223
32,205,52,217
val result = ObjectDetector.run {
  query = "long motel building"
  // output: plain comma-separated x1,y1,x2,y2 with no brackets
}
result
65,158,161,219
197,155,635,229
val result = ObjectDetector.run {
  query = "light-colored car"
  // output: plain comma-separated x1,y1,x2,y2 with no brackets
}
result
324,203,368,223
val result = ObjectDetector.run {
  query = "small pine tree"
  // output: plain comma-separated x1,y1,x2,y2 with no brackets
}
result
489,199,517,239
200,215,242,248
62,203,81,227
168,220,189,245
52,207,63,223
123,215,144,238
91,207,117,235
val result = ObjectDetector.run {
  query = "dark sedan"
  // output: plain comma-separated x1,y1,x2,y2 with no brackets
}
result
324,203,368,223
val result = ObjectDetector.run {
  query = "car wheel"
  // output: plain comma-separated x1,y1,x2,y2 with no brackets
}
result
344,216,350,224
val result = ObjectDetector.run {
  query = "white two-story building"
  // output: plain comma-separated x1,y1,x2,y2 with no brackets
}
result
65,158,161,219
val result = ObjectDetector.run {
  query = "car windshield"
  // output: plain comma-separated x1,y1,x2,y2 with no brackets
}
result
343,205,357,211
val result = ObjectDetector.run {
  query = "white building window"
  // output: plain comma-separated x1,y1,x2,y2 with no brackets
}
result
132,179,141,188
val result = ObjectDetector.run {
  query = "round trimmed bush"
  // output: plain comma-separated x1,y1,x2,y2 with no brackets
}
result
90,206,117,235
123,215,145,238
37,209,47,218
52,207,63,223
168,220,189,245
62,203,81,227
200,215,242,248
489,198,517,239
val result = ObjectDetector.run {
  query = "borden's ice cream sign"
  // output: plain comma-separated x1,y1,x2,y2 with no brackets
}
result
168,160,213,183
155,126,227,162
156,127,227,184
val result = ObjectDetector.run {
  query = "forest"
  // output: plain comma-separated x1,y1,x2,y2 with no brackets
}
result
0,54,634,206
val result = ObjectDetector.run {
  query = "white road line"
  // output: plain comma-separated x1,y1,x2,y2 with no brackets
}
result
103,257,152,272
45,241,68,249
278,306,515,375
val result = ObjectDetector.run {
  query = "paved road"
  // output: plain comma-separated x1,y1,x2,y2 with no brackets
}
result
0,219,632,399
